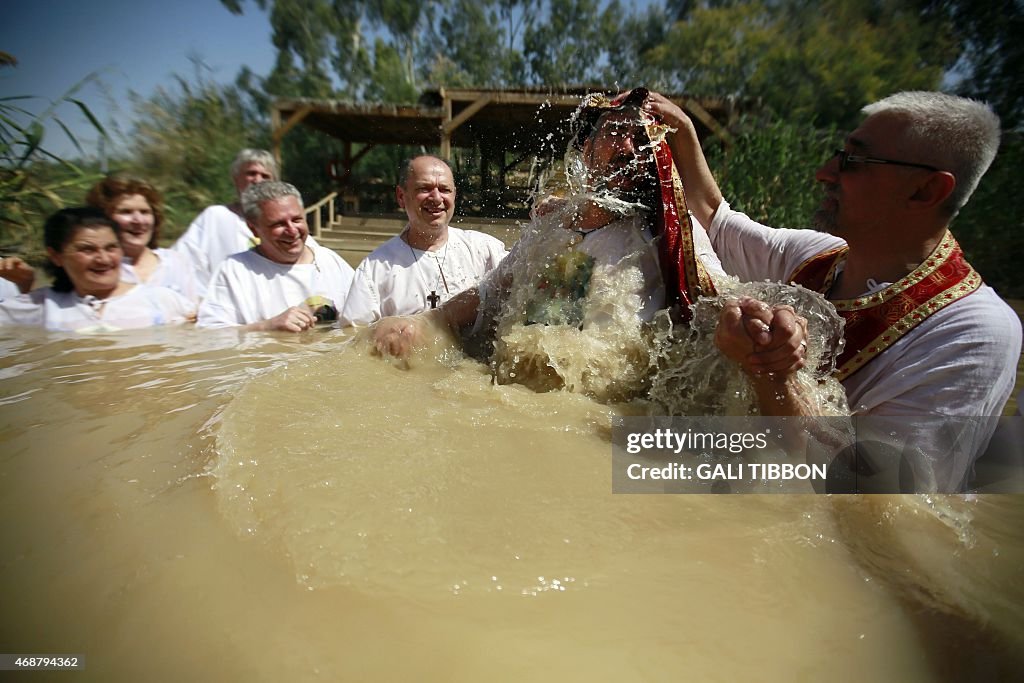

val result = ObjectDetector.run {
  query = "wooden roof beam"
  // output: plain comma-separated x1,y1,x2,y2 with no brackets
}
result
272,105,313,145
680,98,733,147
442,95,493,135
271,104,313,170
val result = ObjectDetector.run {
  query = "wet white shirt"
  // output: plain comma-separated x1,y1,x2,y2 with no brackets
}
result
340,227,508,325
484,212,726,324
570,210,726,322
197,245,355,328
0,285,196,333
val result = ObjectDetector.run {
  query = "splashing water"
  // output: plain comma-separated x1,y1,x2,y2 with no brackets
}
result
474,94,848,415
649,280,848,416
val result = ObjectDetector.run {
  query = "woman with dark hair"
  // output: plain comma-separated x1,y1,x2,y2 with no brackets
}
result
86,175,199,302
0,208,195,332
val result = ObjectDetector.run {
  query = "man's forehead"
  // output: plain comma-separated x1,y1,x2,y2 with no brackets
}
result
259,195,302,217
847,112,909,152
407,158,453,184
239,161,271,175
71,227,118,243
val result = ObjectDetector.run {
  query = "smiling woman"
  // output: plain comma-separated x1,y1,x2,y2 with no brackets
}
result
0,207,196,332
86,175,200,303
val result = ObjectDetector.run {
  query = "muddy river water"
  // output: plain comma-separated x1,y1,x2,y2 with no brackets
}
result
1,325,1022,682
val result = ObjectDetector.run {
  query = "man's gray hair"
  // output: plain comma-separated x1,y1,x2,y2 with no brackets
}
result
862,91,1000,217
241,181,303,222
230,148,279,181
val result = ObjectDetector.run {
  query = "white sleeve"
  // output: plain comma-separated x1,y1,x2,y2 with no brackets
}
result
172,211,214,296
0,278,23,301
339,265,382,326
136,286,198,326
0,291,44,326
708,200,843,282
196,264,243,328
482,234,510,271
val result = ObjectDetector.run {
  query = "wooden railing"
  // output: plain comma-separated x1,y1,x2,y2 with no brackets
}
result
304,191,338,239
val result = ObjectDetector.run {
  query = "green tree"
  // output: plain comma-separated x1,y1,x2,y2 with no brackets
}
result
522,0,622,84
642,0,955,128
756,0,955,127
365,39,420,103
433,0,532,87
127,71,269,239
365,0,436,92
705,114,835,230
642,2,774,97
951,131,1024,296
916,0,1024,129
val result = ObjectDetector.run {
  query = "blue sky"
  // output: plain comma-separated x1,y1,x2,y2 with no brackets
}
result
2,0,276,159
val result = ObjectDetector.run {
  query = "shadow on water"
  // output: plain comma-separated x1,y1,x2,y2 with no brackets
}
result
831,494,1024,681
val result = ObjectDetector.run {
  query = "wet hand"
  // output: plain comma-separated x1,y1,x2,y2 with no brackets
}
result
370,316,425,358
0,256,35,293
267,304,316,332
530,194,567,220
715,297,808,377
751,303,809,376
641,92,691,132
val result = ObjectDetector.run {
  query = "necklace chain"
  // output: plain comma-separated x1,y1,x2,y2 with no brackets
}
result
405,232,450,294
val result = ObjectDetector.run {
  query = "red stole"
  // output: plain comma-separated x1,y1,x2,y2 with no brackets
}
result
600,88,717,321
788,232,982,381
652,138,718,318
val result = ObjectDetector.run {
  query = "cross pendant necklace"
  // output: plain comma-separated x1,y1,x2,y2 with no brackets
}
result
405,231,450,309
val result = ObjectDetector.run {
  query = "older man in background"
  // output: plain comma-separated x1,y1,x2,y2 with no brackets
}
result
339,155,507,325
174,149,319,296
197,181,354,332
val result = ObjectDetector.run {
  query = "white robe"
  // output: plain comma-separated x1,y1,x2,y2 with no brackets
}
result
482,212,728,401
173,205,320,298
0,278,21,301
0,285,196,333
122,247,200,303
340,227,508,325
197,245,355,328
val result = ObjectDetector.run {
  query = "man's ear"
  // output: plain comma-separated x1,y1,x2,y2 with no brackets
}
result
909,171,956,211
396,184,406,210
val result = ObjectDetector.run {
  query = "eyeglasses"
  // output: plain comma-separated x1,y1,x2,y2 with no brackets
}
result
832,149,941,173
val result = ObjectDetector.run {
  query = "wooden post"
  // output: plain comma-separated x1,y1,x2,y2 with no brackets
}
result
440,89,452,160
270,104,313,173
270,105,282,172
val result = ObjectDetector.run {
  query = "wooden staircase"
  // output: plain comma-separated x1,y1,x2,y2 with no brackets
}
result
305,192,524,267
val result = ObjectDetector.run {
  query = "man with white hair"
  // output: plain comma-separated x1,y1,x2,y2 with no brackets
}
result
646,90,1021,491
174,149,319,296
197,181,354,332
